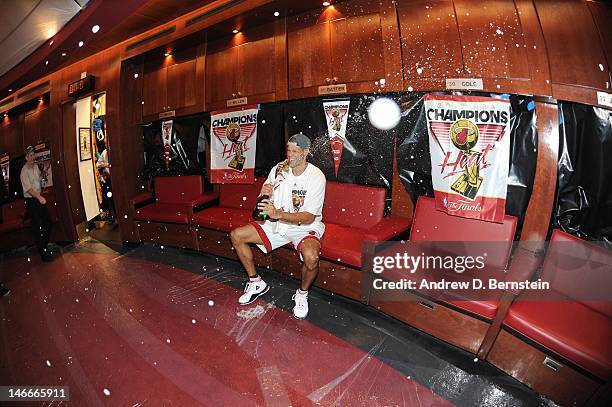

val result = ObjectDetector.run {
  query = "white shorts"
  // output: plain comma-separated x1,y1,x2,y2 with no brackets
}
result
250,221,324,260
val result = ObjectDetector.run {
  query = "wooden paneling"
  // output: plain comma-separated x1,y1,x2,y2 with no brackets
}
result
142,65,167,116
331,13,385,84
205,22,278,109
488,329,601,406
205,45,239,103
287,0,391,97
24,106,48,147
237,37,276,98
397,0,463,80
587,2,612,77
454,0,530,79
514,0,553,96
61,101,85,226
535,0,609,91
371,298,490,354
166,59,197,111
521,101,559,243
287,20,331,90
0,114,24,156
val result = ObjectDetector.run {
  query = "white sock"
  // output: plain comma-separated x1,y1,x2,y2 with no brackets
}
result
297,288,308,296
249,276,262,282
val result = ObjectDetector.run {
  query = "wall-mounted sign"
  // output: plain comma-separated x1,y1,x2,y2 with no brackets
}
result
68,75,95,97
159,110,175,119
597,91,612,108
318,84,347,95
227,97,248,107
446,78,483,91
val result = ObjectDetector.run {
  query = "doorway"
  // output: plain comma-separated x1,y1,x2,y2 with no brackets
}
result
62,93,120,246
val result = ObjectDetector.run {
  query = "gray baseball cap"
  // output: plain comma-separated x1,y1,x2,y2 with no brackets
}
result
287,133,311,149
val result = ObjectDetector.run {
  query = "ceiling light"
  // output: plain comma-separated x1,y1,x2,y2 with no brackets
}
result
78,41,84,47
323,1,331,6
92,25,100,33
8,89,12,92
134,73,139,78
61,52,66,57
164,52,171,57
45,60,49,65
232,29,240,34
274,11,280,17
49,40,54,46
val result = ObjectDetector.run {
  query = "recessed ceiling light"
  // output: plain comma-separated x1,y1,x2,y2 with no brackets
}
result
92,25,100,33
323,1,331,6
45,60,49,65
274,11,280,17
49,40,54,46
134,73,139,79
232,29,240,34
78,41,84,47
8,89,12,92
61,52,66,57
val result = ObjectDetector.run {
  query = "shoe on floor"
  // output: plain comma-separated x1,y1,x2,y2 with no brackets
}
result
239,279,269,305
0,285,10,297
292,290,309,319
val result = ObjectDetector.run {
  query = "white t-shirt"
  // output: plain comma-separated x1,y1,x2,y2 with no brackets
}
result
20,163,41,198
265,162,326,236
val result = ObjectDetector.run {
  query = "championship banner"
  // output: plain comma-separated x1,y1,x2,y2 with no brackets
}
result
33,143,53,191
161,120,173,170
323,100,350,176
210,105,258,184
424,94,510,223
0,153,9,191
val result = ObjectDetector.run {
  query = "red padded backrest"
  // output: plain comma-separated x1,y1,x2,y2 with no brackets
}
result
410,196,517,270
2,199,27,222
542,229,612,318
154,176,203,204
219,177,265,210
322,182,386,229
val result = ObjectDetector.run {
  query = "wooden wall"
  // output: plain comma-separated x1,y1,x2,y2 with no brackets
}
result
0,0,610,245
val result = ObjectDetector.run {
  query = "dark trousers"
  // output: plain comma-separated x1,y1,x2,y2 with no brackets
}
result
25,198,52,257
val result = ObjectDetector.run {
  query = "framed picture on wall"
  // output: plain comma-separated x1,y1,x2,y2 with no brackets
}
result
79,127,92,161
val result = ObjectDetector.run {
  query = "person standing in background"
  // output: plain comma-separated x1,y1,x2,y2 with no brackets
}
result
20,146,52,262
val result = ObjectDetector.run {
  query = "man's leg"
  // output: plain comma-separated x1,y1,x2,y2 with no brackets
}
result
293,238,321,319
230,223,270,305
40,205,52,252
230,224,264,278
27,200,46,259
300,239,321,290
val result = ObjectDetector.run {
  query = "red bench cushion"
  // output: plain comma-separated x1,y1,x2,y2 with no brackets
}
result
504,297,612,379
134,203,191,224
155,176,203,204
219,178,265,210
541,229,612,318
503,229,612,379
320,223,365,268
410,197,517,271
405,197,518,319
192,208,252,232
323,182,386,229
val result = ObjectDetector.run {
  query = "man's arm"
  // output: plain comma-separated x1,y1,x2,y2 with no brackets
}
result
275,209,315,225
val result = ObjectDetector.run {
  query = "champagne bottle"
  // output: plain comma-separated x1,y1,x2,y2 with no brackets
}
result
252,195,270,221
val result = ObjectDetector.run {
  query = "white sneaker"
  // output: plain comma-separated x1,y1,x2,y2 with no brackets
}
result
292,290,309,319
239,279,269,305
